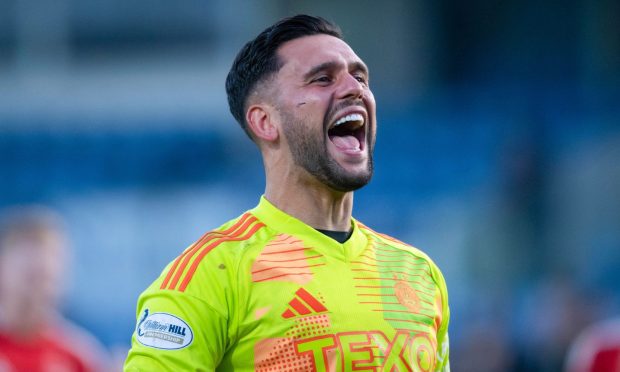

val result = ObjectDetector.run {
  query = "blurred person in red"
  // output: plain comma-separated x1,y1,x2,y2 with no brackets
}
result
0,206,108,371
565,317,620,372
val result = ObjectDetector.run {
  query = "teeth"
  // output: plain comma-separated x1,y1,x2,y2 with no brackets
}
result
334,113,364,127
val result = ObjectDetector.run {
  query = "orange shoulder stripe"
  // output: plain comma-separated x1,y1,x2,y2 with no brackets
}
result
178,220,265,292
167,214,258,291
160,213,253,290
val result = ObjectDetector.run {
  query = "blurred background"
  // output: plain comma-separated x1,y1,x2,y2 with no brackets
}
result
0,0,618,370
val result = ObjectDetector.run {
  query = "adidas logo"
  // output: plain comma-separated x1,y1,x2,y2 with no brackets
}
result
281,288,328,319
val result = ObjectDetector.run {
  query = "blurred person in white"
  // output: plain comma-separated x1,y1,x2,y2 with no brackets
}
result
0,206,108,372
565,317,620,372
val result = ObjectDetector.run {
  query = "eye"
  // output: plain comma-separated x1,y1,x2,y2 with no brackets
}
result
312,75,332,84
354,74,368,84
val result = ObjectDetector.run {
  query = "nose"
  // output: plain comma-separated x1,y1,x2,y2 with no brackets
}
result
337,73,365,100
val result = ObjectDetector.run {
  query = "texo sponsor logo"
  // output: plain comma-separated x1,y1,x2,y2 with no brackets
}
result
293,330,436,371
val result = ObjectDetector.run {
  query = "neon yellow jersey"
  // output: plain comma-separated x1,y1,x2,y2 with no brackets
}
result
125,197,450,371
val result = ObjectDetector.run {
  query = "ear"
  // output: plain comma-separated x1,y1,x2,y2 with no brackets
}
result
246,104,279,142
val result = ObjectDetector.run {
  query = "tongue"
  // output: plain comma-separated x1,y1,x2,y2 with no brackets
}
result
331,135,360,151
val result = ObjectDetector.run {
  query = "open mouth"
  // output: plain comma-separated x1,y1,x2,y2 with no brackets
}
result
327,113,366,152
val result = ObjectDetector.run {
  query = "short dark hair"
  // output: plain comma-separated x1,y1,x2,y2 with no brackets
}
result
225,15,342,140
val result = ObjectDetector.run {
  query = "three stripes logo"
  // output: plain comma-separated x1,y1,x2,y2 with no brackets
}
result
281,288,328,319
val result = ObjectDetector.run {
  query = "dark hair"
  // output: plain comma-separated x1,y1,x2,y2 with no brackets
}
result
225,15,342,140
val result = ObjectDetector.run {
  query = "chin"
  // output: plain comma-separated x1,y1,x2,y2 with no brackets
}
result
326,172,373,192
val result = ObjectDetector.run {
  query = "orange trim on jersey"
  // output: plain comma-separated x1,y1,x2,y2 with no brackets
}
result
160,213,253,290
170,215,259,290
177,220,265,292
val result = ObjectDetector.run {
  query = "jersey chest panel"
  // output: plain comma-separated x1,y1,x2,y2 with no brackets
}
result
230,237,441,371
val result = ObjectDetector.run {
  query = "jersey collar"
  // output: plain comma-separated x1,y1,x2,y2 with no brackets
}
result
250,196,368,261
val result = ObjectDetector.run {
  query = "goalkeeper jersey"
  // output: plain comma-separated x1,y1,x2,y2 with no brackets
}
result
125,196,450,371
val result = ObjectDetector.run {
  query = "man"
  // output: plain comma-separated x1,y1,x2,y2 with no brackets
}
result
0,206,107,371
125,15,450,371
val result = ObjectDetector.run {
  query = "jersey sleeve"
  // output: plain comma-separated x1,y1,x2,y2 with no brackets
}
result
124,289,227,371
430,260,450,372
124,245,240,372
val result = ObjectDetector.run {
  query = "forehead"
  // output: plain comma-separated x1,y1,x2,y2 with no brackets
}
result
1,228,64,253
276,34,365,76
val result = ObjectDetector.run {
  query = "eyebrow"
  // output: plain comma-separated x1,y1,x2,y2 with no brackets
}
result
303,60,369,81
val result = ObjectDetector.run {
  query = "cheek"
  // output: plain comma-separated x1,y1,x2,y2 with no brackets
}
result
0,263,16,289
0,258,27,296
284,86,330,108
286,95,328,129
364,92,377,126
291,92,323,110
364,90,376,110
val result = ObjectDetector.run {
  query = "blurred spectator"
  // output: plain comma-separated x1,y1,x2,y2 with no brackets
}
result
514,275,595,372
452,318,516,372
0,206,108,371
565,317,620,372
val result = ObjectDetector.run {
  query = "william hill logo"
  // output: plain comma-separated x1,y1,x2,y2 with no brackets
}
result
136,309,194,350
166,324,187,337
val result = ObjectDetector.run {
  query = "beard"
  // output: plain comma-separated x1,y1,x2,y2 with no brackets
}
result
279,105,374,192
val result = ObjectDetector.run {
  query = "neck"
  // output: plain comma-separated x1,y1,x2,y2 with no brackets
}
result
265,177,354,232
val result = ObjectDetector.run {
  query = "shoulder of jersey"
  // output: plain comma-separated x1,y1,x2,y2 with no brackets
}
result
157,212,267,292
357,221,436,264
